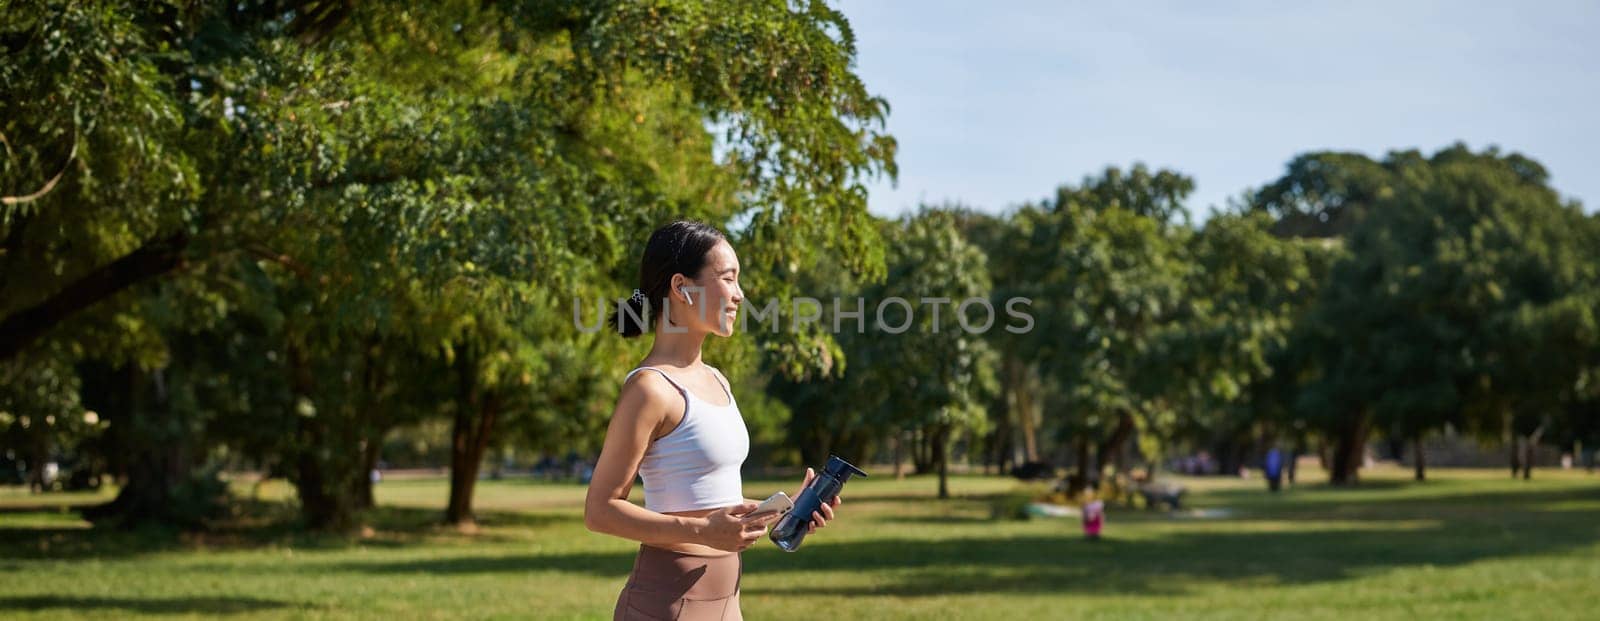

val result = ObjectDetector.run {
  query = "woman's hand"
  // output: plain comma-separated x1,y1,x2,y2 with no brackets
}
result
795,467,844,534
697,502,773,552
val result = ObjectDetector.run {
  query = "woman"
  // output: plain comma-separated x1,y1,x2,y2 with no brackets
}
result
585,221,843,620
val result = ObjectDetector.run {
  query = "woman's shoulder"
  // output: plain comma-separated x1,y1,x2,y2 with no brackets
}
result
623,365,677,389
619,367,683,410
609,369,685,440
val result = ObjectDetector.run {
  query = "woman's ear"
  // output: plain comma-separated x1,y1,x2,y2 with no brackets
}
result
669,273,689,304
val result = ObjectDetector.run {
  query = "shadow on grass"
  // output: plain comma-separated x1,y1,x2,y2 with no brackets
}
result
1195,480,1600,517
330,484,1600,598
0,595,295,615
0,501,578,561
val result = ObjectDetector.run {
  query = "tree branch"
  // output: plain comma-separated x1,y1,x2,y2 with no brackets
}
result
1,138,77,207
0,231,189,361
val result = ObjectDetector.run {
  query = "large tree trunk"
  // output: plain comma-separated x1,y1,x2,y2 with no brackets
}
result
294,438,348,530
1328,410,1369,486
911,428,935,474
1412,433,1426,482
1070,436,1092,494
933,425,951,499
351,334,387,511
1521,430,1542,481
445,347,500,527
1096,411,1136,476
353,434,382,511
990,366,1014,476
1019,408,1039,464
84,366,216,528
1286,435,1304,485
1017,364,1039,463
0,232,187,361
286,343,358,531
1509,435,1522,479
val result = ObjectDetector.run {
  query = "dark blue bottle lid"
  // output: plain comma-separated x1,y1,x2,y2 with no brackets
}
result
824,455,867,481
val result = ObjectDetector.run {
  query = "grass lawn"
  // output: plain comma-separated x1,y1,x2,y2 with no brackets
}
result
2,465,1598,620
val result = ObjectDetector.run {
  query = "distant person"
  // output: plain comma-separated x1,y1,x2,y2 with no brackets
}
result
584,221,840,620
1264,448,1284,492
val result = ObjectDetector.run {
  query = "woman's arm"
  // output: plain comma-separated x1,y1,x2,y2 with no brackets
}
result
583,373,765,551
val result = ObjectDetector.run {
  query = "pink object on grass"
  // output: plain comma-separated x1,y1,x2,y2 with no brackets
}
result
1082,500,1105,539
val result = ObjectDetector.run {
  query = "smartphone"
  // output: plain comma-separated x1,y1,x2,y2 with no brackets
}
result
744,491,793,521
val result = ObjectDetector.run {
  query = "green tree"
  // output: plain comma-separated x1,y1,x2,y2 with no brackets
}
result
948,207,1044,476
871,211,996,498
1011,167,1189,486
6,0,896,529
1160,211,1337,476
772,209,995,498
1250,151,1399,238
1056,163,1194,227
1295,145,1589,484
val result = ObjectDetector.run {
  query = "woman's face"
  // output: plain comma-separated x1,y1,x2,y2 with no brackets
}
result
671,240,744,337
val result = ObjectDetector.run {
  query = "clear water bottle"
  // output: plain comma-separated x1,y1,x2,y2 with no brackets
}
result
770,455,867,552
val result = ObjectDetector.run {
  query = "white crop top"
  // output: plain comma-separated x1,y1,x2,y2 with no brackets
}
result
626,365,749,513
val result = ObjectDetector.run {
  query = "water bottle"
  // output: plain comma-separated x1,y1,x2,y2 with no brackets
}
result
770,455,867,552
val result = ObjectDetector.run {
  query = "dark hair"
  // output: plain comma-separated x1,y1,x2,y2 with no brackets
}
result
615,221,727,338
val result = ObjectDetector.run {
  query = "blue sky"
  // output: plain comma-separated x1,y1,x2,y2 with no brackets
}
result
837,1,1599,218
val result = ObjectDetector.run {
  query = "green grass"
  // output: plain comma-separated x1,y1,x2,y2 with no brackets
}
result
2,466,1598,620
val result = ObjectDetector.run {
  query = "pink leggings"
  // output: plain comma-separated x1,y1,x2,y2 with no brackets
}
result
613,544,743,620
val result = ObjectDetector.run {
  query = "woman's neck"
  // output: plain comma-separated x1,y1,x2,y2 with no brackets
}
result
646,323,708,368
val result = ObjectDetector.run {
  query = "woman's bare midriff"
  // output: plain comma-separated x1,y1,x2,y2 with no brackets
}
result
656,506,741,557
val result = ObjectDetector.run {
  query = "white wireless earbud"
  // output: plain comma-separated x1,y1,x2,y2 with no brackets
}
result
681,287,693,305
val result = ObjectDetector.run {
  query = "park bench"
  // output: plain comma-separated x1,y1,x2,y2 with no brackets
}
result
1137,481,1186,510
